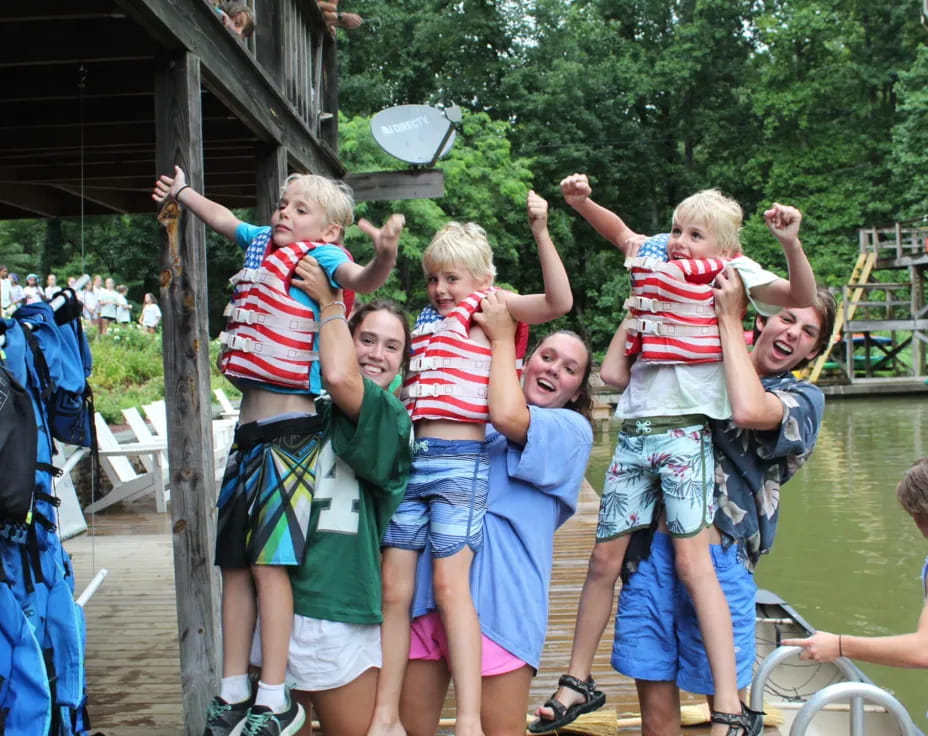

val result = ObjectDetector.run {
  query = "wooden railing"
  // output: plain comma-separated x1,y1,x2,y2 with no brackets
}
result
248,0,339,149
859,224,928,260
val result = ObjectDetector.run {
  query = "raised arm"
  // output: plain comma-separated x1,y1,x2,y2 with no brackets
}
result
560,173,643,256
331,214,404,294
503,191,573,325
783,598,928,668
151,166,242,242
473,291,531,445
749,203,816,308
600,315,634,390
714,266,787,430
292,257,363,420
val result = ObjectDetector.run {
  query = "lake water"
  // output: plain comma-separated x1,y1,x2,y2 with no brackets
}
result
585,395,927,730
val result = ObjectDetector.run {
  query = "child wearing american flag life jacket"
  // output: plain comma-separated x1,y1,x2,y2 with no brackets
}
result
366,191,573,736
530,178,817,736
152,166,403,736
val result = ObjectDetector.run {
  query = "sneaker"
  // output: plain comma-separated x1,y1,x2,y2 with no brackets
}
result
241,695,306,736
203,695,252,736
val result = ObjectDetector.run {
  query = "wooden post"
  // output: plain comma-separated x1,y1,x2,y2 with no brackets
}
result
154,51,221,735
256,144,288,228
321,30,339,151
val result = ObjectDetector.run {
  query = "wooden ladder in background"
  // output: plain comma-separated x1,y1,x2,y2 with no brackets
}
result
805,250,877,383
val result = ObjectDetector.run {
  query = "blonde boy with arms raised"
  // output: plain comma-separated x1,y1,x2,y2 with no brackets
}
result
152,166,403,736
369,191,572,736
531,177,815,736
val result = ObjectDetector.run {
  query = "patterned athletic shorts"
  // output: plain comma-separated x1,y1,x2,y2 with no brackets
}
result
597,420,715,540
382,437,488,557
215,414,325,568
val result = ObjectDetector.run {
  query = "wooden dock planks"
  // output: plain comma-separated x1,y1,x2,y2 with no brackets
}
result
67,484,714,735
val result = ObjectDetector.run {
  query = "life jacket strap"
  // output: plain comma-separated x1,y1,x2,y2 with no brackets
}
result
219,332,319,362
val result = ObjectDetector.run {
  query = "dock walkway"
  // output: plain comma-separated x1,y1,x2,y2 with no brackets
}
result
66,483,712,735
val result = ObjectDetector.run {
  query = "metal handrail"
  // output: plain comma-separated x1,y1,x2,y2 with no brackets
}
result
750,646,867,731
789,681,919,736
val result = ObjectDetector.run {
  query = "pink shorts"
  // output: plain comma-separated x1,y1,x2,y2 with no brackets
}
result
408,612,526,676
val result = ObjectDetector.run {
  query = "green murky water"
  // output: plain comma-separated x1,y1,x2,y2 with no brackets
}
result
585,395,927,730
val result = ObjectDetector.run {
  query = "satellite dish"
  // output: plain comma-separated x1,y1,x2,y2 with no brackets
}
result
371,104,459,165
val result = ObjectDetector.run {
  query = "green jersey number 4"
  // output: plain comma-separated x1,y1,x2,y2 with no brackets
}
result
314,440,361,535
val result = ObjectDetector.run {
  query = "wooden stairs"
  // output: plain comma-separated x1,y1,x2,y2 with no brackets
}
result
804,250,877,383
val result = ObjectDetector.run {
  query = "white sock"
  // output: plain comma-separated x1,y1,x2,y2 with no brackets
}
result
219,674,252,704
254,680,287,713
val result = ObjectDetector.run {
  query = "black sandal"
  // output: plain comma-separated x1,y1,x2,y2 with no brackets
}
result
710,702,764,736
527,674,606,734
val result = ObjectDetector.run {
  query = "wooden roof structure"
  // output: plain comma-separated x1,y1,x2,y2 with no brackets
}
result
3,3,368,732
1,0,345,222
4,3,448,732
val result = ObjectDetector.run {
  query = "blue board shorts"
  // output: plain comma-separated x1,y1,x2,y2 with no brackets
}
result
611,531,756,693
215,414,324,568
382,437,489,557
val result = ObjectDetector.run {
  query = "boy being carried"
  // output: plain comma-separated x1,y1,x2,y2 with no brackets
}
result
152,166,403,736
531,175,816,736
370,191,573,736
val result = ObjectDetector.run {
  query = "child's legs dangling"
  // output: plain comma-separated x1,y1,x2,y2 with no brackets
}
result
252,564,293,710
220,567,257,680
433,548,482,734
538,431,656,720
428,440,489,735
661,424,740,732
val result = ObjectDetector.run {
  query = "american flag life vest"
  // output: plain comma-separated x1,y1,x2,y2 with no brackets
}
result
403,289,528,423
624,256,727,364
219,240,355,390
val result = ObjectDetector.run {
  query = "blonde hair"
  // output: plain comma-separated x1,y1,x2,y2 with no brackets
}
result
281,174,355,233
422,222,496,281
897,458,928,517
672,188,743,257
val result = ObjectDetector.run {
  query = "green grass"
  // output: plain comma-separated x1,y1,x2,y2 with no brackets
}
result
88,325,240,423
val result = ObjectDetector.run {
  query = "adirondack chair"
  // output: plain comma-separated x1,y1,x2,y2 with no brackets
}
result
214,387,240,419
122,407,166,475
142,400,235,483
85,413,167,514
53,443,89,540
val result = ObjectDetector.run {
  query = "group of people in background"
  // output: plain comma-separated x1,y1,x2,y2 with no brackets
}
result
0,266,161,334
149,155,927,736
1,267,67,317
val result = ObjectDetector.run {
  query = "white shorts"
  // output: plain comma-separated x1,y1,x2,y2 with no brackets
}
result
250,615,381,692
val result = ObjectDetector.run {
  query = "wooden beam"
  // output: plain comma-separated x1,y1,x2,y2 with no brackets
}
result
846,319,928,331
50,183,139,214
0,182,70,217
154,51,221,736
0,16,156,67
344,169,446,202
256,145,287,228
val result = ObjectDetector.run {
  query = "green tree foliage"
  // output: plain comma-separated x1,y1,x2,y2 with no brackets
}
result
891,44,928,220
3,0,925,356
337,0,524,115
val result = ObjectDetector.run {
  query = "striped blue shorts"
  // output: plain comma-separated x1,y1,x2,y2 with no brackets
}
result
382,437,488,558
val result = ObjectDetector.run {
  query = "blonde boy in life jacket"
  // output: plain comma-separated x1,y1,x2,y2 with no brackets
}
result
531,177,816,736
367,191,573,736
152,167,403,736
